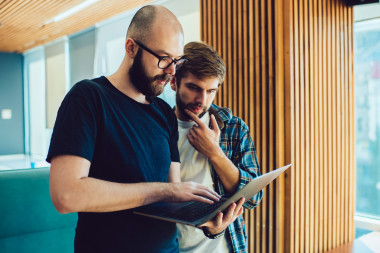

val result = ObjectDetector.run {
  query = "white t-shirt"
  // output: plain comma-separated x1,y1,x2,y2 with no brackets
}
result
176,112,230,253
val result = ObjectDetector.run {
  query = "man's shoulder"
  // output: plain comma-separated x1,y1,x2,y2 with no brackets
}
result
211,104,249,131
70,77,105,93
151,96,174,114
152,96,172,108
65,77,110,105
151,97,177,121
210,104,232,121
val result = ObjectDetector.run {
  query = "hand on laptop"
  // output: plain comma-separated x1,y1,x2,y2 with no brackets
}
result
166,181,221,204
199,197,245,235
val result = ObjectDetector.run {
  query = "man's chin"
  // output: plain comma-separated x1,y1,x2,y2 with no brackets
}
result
150,85,165,96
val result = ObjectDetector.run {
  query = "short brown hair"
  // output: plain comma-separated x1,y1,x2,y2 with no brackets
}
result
175,41,225,86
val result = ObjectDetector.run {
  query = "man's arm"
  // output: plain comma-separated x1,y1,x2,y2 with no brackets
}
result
185,110,240,194
50,155,220,214
167,161,181,183
186,109,262,209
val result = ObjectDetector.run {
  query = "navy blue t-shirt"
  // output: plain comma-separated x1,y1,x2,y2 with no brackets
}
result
47,76,180,253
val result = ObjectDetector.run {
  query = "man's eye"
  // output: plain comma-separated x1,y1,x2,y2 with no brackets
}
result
161,57,172,63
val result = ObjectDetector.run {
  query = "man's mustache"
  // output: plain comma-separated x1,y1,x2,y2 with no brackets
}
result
154,74,172,82
186,103,207,110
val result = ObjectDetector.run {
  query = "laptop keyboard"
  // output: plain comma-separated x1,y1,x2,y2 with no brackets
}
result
162,197,229,222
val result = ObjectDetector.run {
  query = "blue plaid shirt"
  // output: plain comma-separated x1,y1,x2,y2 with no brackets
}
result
209,104,263,253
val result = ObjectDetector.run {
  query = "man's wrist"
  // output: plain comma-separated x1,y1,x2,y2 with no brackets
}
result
208,147,226,163
155,182,173,203
202,227,225,239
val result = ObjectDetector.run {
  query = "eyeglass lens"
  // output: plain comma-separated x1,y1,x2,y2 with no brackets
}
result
158,57,186,69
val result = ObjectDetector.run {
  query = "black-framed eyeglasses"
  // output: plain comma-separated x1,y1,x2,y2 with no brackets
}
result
134,40,187,70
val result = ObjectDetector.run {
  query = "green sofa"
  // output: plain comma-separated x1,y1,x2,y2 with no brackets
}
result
0,167,77,253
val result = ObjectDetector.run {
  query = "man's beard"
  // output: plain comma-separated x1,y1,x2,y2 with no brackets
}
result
129,49,172,97
175,91,209,121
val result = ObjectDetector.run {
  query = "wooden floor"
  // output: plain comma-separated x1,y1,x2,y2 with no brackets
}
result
326,240,372,253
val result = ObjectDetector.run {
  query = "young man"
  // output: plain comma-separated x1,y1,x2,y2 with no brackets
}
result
47,6,222,253
171,42,263,253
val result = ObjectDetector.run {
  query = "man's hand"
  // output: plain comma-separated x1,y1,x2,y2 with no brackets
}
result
166,181,221,204
199,197,245,235
185,109,222,160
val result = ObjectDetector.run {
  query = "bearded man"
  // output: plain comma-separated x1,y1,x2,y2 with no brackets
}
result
47,5,221,253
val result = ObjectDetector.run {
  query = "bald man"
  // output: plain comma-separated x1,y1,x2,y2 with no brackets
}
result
47,5,220,253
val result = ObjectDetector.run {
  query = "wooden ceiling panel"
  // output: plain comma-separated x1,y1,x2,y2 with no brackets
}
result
0,0,155,53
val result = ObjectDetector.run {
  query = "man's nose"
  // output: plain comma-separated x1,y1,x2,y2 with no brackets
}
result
195,91,207,105
163,62,176,75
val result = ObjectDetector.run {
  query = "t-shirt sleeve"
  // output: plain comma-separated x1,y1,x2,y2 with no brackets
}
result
46,85,97,163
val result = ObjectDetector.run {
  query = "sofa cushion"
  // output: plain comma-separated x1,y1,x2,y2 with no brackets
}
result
0,227,75,253
0,167,77,238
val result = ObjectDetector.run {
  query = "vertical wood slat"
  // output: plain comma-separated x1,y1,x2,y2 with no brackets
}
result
248,0,256,250
254,0,262,252
308,0,315,252
327,1,333,250
293,1,300,252
212,0,217,48
311,0,318,252
231,0,237,116
299,0,306,251
227,0,232,113
260,1,268,252
322,0,329,250
303,0,310,251
275,0,286,250
216,0,222,104
283,0,295,251
223,0,228,108
318,0,324,250
207,0,211,44
267,0,274,251
200,0,355,252
339,1,346,246
237,0,243,119
242,0,248,123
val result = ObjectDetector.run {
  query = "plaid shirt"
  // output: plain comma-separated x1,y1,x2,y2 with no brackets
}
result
209,104,263,253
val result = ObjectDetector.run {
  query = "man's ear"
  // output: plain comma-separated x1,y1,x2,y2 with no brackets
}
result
125,38,137,58
170,76,177,92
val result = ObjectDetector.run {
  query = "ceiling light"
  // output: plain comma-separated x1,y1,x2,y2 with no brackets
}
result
43,0,99,25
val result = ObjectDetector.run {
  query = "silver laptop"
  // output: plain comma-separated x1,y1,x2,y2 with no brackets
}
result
134,164,291,227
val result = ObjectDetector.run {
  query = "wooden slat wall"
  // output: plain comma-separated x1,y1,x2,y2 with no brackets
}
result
200,0,355,252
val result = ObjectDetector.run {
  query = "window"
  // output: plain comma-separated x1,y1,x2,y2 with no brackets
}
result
354,18,380,226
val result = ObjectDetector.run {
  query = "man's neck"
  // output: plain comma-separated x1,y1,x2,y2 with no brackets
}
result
106,71,148,104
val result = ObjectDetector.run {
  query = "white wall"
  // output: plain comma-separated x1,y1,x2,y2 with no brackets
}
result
163,0,200,44
45,39,69,129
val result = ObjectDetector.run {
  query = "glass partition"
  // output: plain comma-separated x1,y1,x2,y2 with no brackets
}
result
354,18,380,227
